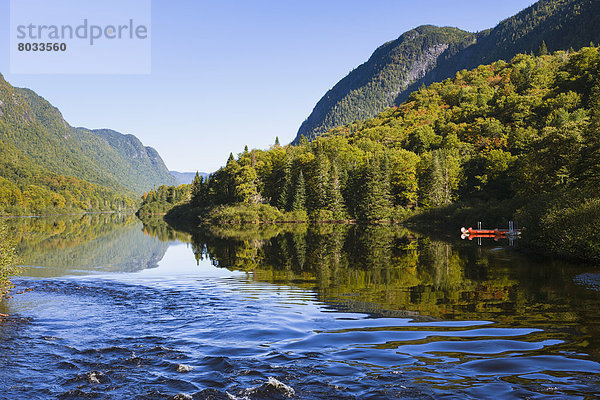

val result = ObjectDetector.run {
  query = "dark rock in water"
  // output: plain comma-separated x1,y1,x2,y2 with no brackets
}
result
575,273,600,291
172,394,193,400
232,377,296,399
176,364,193,373
86,371,104,384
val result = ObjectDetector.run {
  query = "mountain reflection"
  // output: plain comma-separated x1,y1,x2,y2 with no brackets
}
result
4,214,170,276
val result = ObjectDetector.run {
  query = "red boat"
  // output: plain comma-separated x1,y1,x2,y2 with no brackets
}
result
462,227,508,236
461,225,521,240
465,233,503,241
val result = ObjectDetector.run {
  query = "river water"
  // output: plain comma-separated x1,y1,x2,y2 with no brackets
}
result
1,214,599,399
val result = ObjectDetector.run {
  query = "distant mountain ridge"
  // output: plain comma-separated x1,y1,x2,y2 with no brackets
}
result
295,0,600,142
170,171,210,185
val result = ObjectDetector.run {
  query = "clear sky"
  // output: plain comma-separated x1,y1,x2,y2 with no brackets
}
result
0,0,536,173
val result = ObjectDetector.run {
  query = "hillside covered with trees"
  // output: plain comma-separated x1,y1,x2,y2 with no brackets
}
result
146,47,600,262
295,0,600,142
0,74,177,215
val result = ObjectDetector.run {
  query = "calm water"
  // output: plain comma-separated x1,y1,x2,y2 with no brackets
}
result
1,214,600,399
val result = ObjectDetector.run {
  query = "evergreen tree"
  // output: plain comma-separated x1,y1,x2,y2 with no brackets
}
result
311,152,330,210
537,40,549,56
278,158,292,210
191,172,204,207
327,163,345,216
357,156,391,221
221,154,240,203
343,164,362,219
292,171,306,211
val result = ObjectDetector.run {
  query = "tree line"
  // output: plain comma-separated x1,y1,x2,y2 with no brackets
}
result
138,184,191,215
142,47,600,259
0,173,136,216
183,48,595,214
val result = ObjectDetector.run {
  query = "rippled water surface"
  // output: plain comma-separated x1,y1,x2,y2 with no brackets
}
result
1,214,600,399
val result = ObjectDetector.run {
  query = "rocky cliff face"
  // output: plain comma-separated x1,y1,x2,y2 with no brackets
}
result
294,26,473,143
295,0,600,143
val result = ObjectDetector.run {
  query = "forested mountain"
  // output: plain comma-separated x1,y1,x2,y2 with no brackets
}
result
2,79,176,193
295,26,473,142
0,75,176,213
0,73,176,214
70,127,177,193
152,47,600,261
295,0,600,142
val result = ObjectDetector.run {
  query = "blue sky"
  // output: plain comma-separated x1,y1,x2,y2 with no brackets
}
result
0,0,536,172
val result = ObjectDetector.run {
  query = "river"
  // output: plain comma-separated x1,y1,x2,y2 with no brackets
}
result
0,214,599,399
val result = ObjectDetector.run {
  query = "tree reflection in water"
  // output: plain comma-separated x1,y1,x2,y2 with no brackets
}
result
141,218,600,361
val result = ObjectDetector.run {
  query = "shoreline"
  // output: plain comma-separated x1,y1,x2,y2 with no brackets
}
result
0,210,136,219
141,202,600,265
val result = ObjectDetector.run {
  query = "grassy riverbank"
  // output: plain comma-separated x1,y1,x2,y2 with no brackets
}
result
162,202,417,227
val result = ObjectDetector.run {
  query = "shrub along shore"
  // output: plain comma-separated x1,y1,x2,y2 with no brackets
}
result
0,223,19,297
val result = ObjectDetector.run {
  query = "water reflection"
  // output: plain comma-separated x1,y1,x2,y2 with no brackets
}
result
143,220,600,360
0,215,599,398
3,214,170,276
